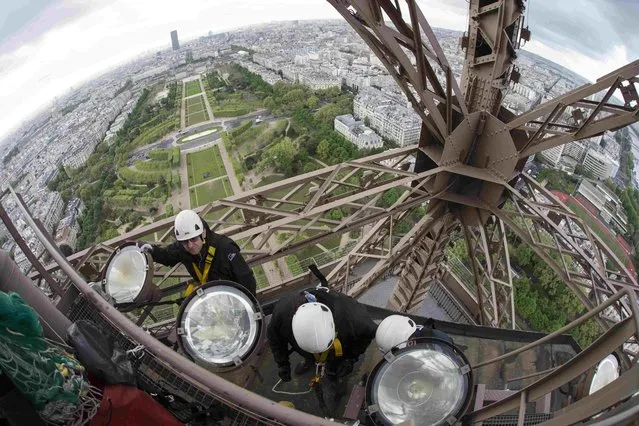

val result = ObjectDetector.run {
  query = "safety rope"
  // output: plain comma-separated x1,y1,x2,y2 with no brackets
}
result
271,379,313,395
0,291,101,425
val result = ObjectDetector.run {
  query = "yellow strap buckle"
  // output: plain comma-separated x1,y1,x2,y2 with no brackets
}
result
188,245,216,296
310,374,322,388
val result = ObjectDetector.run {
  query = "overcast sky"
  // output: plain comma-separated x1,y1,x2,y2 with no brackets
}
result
0,0,637,143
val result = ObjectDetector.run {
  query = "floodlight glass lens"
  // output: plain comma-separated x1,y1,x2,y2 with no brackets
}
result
105,250,147,303
589,354,619,395
371,343,469,425
180,285,258,366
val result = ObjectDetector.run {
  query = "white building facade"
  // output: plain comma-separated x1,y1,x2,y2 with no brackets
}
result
334,114,383,149
583,148,618,180
353,87,421,147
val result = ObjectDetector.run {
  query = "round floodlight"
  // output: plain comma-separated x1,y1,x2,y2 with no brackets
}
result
588,354,620,395
366,338,473,426
102,242,156,304
176,280,263,370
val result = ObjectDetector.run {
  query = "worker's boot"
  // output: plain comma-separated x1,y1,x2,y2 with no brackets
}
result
294,358,313,375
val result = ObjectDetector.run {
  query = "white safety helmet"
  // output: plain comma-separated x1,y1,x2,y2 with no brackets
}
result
174,210,204,241
376,315,417,353
292,302,336,354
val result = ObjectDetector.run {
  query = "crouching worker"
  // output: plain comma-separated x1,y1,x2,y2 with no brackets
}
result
139,209,256,297
267,289,376,384
375,314,453,353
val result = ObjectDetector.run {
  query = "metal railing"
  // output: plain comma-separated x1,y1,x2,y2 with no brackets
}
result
463,287,639,425
1,187,335,426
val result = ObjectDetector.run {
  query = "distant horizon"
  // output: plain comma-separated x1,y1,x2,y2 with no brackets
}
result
0,2,637,147
0,22,593,147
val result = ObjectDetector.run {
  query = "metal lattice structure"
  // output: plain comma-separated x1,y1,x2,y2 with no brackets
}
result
2,0,639,424
26,0,639,343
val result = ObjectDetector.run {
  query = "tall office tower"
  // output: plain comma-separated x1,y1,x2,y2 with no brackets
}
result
171,30,180,50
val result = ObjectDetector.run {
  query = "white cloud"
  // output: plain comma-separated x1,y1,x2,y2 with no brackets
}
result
0,0,341,141
523,40,630,83
0,0,636,142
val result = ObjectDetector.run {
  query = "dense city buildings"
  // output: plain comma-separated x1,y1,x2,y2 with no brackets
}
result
54,197,85,253
353,87,421,147
540,134,620,180
1,19,638,272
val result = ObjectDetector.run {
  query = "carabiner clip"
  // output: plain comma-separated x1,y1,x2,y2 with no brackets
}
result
315,362,326,378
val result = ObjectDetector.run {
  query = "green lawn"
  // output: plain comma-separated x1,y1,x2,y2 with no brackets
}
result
186,96,205,111
253,265,268,289
256,174,285,188
186,146,226,186
192,177,232,207
185,80,202,97
186,110,209,126
202,208,244,223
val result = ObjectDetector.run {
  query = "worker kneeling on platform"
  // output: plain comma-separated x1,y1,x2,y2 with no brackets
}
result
268,289,376,384
376,314,452,353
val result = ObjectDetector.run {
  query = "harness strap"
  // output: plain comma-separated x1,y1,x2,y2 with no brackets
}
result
310,337,343,387
185,245,216,297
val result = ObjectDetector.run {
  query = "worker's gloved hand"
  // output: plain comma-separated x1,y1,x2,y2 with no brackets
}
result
278,365,292,382
139,243,153,254
337,358,355,376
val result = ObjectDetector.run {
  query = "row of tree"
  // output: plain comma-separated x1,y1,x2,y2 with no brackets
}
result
49,81,182,249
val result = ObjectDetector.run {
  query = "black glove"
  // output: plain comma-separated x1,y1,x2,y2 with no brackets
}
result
336,358,355,376
278,365,291,382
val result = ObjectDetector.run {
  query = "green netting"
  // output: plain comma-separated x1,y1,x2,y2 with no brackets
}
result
0,292,101,425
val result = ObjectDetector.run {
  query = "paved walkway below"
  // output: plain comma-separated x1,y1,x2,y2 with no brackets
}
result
176,151,191,209
198,76,215,122
217,141,241,194
180,81,186,130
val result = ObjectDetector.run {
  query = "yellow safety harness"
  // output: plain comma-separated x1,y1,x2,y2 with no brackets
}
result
185,245,216,297
310,336,343,387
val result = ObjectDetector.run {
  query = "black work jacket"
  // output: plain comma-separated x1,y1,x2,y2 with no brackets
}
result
149,222,256,296
267,289,377,368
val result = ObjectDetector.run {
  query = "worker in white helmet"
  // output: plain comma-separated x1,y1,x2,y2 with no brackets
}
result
375,314,452,353
267,289,376,384
139,209,256,296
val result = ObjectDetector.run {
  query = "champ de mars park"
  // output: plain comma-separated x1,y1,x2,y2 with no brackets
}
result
48,62,367,290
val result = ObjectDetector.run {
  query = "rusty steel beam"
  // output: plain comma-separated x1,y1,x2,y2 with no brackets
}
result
461,0,526,115
466,315,637,422
388,204,455,312
511,60,639,158
461,214,516,328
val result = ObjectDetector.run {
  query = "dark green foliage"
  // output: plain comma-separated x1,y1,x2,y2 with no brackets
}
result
147,150,169,161
225,63,273,99
66,81,182,249
510,239,601,347
228,120,253,138
134,160,170,171
537,168,578,194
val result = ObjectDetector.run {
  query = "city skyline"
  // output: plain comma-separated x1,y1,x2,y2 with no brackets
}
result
0,0,638,143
